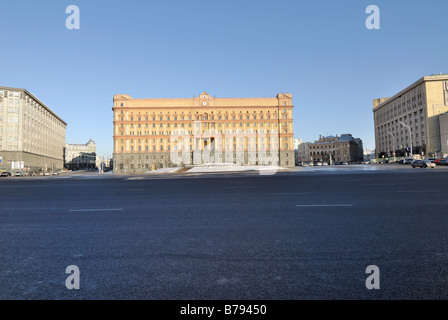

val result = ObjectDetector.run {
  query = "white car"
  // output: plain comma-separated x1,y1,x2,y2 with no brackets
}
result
424,159,436,168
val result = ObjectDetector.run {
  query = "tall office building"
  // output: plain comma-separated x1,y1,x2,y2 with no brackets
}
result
0,86,66,172
373,74,448,158
112,92,294,173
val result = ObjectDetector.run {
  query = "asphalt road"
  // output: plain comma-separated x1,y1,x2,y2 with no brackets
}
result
1,165,448,299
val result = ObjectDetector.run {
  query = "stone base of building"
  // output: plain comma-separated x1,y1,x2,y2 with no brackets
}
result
0,151,63,172
113,150,294,173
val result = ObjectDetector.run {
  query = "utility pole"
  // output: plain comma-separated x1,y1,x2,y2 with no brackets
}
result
386,131,396,162
399,121,412,157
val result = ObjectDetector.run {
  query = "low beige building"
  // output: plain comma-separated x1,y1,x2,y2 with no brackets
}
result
373,74,448,158
0,86,66,172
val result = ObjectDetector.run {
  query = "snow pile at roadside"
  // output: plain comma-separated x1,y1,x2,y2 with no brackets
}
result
187,165,284,173
146,167,182,174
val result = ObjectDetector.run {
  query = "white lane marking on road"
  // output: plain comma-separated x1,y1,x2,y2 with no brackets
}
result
68,209,123,212
296,204,353,207
268,193,311,195
0,207,64,211
397,190,438,193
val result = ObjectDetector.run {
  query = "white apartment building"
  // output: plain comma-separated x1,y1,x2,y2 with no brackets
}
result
0,86,66,172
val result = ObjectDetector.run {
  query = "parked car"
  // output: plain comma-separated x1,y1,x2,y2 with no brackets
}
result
403,158,414,165
315,162,322,166
13,171,24,176
424,159,436,168
1,172,12,177
434,158,448,165
412,159,436,168
411,160,424,168
426,158,436,163
342,161,348,165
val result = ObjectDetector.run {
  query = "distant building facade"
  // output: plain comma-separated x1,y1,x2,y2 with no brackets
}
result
293,138,302,162
373,74,448,158
0,86,66,172
309,134,363,163
112,92,295,173
440,112,448,157
96,155,112,171
64,139,96,169
296,141,311,163
363,149,376,161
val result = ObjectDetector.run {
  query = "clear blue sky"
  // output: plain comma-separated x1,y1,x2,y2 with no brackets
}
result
1,0,447,156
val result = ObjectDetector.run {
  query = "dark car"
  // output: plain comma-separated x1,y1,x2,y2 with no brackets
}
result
1,172,12,177
411,159,435,168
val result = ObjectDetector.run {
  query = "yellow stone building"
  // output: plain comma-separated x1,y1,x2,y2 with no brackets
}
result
373,74,448,158
112,92,294,172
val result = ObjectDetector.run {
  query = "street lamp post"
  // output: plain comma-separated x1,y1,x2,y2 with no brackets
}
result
386,131,396,162
399,121,412,157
